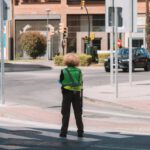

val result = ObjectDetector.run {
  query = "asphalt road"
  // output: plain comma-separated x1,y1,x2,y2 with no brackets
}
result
0,124,150,150
4,66,150,107
1,64,150,150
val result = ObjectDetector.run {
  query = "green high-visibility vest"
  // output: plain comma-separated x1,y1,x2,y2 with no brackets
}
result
61,67,83,91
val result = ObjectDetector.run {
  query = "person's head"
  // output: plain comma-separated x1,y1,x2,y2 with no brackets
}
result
63,53,80,67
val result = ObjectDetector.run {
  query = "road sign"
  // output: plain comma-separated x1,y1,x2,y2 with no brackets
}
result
105,0,137,33
90,32,95,41
117,39,121,48
3,0,12,20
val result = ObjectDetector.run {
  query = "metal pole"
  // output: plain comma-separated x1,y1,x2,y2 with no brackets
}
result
110,0,115,86
115,7,118,99
83,5,91,54
129,0,133,86
110,32,114,85
0,0,5,104
129,32,132,86
46,9,50,60
84,6,90,44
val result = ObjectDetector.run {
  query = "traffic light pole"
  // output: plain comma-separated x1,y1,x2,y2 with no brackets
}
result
84,6,90,44
85,6,91,54
81,1,91,54
110,0,115,86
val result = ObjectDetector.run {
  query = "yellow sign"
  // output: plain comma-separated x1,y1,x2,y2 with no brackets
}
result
90,32,95,40
81,0,85,8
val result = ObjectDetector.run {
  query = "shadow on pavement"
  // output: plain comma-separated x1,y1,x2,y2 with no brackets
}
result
0,127,150,150
4,63,52,72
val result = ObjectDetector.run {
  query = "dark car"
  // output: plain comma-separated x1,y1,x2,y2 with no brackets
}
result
104,48,150,72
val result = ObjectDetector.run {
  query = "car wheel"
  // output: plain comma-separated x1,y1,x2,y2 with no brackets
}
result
144,62,150,71
122,68,128,72
132,63,135,72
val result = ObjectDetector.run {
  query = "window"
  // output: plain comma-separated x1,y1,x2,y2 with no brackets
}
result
92,15,105,31
22,0,41,4
15,0,19,5
22,0,60,4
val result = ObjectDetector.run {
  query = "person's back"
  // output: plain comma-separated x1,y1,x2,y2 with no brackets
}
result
59,53,84,138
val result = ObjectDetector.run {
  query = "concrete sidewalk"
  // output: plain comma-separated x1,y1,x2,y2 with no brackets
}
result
84,80,150,113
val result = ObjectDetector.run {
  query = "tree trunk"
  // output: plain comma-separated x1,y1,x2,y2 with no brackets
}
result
146,0,150,51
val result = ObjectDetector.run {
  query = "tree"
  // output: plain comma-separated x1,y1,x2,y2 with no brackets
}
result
19,31,46,59
146,0,150,51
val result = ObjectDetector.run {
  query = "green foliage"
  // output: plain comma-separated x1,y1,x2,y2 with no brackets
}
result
146,34,150,52
79,54,92,66
53,54,92,66
146,23,150,52
98,53,110,63
19,31,46,59
53,55,64,66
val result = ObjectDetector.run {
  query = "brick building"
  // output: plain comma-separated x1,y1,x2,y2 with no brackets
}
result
6,0,148,59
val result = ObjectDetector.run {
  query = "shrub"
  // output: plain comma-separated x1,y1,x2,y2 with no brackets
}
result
146,34,150,52
79,54,92,66
19,31,46,59
53,55,64,66
53,54,92,66
98,52,110,63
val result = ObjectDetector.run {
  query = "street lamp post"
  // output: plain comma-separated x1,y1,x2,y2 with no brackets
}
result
46,9,51,60
81,0,91,54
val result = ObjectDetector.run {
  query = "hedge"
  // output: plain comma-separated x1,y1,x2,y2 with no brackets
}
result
53,54,92,66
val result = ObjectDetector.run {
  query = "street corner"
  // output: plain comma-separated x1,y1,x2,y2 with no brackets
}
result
4,61,52,72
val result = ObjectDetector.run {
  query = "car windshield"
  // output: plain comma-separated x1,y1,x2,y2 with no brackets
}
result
117,48,129,56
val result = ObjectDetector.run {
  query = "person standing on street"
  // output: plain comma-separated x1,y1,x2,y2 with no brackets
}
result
59,53,84,138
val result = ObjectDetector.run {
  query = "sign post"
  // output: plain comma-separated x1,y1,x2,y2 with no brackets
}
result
106,0,137,99
0,0,5,104
0,0,12,105
117,39,121,48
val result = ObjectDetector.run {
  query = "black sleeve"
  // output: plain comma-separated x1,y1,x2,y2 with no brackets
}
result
59,70,64,83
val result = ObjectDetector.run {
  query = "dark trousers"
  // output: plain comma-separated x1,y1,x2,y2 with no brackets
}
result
60,88,84,134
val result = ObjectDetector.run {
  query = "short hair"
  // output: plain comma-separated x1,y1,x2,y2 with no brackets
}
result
63,53,80,67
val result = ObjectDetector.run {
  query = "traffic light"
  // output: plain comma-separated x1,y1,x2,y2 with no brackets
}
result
81,0,85,9
59,23,64,33
83,36,88,44
63,27,68,39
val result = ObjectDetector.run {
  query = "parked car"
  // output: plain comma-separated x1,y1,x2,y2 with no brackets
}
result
104,48,150,72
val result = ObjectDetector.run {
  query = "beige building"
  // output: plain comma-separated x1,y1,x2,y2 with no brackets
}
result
6,0,148,59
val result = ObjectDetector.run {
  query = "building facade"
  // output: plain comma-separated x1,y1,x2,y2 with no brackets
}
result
6,0,148,59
